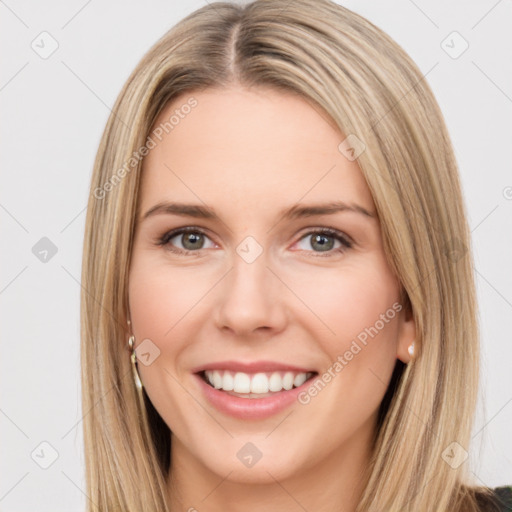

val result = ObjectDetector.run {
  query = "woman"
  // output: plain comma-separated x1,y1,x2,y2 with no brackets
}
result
80,0,512,510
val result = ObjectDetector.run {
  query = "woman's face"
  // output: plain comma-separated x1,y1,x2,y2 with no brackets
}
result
128,86,415,485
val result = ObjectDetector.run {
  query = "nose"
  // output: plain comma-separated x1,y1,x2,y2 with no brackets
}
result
213,248,288,338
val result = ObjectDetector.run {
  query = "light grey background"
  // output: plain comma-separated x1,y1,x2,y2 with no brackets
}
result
1,1,511,510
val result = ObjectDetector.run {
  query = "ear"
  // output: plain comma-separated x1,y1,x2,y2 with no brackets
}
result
396,297,416,364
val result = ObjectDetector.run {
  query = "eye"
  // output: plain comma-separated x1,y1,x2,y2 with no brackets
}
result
156,227,216,255
155,226,353,257
293,228,352,256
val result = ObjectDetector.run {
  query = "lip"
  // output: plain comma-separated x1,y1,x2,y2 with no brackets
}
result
192,370,317,420
190,360,316,374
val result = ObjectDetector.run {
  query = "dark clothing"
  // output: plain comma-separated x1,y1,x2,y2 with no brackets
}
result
478,486,512,511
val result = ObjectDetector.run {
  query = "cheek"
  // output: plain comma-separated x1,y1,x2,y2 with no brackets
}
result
292,263,401,433
127,261,196,412
127,261,203,430
289,257,400,353
128,258,212,342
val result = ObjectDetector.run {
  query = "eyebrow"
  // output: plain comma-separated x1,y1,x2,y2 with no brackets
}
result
140,200,376,223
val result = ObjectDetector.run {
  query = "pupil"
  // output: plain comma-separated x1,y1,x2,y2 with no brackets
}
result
313,234,333,251
183,233,203,250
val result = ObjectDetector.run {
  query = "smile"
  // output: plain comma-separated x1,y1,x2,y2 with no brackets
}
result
192,361,319,420
201,370,316,397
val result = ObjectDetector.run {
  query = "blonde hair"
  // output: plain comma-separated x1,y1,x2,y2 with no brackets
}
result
80,1,498,510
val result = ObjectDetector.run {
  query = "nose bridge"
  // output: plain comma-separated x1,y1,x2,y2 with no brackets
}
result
214,237,286,334
231,243,269,294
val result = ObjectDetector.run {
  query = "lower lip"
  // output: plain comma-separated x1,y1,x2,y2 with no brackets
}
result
193,373,315,420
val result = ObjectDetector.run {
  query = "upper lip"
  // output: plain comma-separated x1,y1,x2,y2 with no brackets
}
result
191,360,316,374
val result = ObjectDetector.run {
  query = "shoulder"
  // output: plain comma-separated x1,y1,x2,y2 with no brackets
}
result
475,485,512,511
492,486,512,511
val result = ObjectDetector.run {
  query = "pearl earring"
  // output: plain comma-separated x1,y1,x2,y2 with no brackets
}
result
408,341,415,357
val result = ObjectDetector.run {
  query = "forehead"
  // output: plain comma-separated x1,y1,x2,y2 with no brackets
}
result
139,86,375,219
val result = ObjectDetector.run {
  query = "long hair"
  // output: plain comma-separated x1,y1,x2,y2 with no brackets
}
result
80,1,498,510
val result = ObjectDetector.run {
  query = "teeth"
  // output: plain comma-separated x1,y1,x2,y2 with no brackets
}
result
212,370,223,389
282,372,294,390
293,373,307,387
251,373,269,393
233,372,251,393
204,370,314,394
222,371,234,391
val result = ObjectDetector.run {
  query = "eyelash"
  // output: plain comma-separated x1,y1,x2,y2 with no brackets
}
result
155,226,353,258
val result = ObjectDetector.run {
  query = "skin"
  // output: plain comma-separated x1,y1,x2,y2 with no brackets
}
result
128,85,416,512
